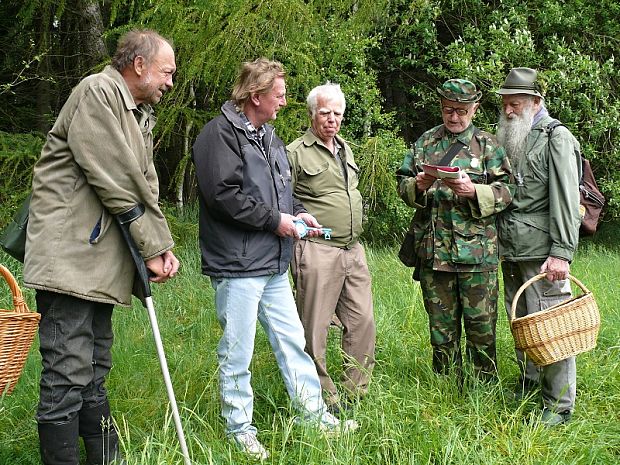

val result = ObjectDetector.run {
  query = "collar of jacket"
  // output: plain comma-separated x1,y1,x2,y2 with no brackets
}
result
221,100,275,141
102,65,154,119
433,123,477,145
531,113,555,132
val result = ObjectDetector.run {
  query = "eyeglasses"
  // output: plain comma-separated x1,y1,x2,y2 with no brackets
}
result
442,106,469,116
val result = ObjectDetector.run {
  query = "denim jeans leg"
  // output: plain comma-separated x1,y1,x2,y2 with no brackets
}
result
36,291,113,423
257,273,326,419
211,276,263,436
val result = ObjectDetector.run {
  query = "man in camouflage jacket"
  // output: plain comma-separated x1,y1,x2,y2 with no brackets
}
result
397,79,514,381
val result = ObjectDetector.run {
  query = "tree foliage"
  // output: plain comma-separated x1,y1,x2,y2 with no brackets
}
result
373,0,620,221
1,0,618,242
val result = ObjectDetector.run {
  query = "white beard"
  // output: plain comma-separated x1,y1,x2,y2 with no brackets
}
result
497,106,536,164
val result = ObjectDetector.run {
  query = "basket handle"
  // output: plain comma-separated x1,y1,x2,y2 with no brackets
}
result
0,264,29,313
509,273,591,323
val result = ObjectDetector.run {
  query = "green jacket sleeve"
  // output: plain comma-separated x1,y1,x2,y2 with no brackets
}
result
548,127,581,261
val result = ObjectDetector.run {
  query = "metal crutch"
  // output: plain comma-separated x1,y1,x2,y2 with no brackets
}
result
116,213,191,465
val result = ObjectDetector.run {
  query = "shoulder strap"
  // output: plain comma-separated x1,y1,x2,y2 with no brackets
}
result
545,119,584,183
546,119,564,133
437,128,480,166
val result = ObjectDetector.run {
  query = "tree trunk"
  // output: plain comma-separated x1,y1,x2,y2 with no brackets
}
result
75,0,108,72
34,8,53,134
177,84,197,209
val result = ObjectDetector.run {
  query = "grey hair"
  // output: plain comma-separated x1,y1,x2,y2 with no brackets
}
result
306,83,346,117
111,29,172,72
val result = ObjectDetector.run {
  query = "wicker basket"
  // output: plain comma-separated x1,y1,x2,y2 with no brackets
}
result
0,264,40,395
509,273,600,366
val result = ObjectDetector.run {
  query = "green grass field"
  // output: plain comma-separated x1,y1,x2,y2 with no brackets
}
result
1,220,619,464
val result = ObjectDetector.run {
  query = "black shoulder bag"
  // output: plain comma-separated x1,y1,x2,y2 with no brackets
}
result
0,193,31,263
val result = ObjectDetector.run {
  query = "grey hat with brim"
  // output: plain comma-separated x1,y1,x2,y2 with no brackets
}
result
497,67,543,97
437,79,482,103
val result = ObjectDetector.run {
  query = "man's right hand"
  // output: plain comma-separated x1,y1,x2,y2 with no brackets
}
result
275,213,300,238
146,250,180,283
540,256,569,282
415,172,436,192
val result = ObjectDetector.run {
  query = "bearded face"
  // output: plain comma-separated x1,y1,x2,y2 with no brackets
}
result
497,99,536,164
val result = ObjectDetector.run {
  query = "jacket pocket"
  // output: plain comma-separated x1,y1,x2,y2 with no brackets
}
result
302,162,335,196
450,223,484,265
88,210,112,244
510,215,551,258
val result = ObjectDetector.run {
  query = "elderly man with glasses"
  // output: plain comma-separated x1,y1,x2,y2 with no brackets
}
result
396,79,514,384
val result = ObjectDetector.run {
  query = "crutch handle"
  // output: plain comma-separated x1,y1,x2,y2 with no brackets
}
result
115,205,151,298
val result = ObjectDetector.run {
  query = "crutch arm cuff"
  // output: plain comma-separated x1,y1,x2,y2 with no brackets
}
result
117,203,145,225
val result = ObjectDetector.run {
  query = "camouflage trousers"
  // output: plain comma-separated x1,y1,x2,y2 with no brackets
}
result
419,267,498,381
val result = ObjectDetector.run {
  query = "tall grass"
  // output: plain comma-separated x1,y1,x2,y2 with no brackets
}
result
1,221,619,464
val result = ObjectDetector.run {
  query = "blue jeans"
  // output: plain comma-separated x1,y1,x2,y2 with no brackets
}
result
211,273,327,435
35,290,113,423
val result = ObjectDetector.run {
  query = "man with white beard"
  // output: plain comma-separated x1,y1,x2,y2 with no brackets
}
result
496,67,582,426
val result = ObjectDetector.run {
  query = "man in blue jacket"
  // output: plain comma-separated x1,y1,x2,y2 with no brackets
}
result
192,58,357,460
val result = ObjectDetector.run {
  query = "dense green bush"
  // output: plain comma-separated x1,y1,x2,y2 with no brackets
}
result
372,0,620,229
0,131,42,226
2,0,618,243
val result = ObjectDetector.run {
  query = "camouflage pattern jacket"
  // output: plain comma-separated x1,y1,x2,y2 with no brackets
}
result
397,124,514,272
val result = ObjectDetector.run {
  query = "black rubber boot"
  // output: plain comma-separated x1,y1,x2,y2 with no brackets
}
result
38,417,80,465
79,400,124,465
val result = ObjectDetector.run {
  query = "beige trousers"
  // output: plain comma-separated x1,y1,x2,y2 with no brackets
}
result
291,240,376,404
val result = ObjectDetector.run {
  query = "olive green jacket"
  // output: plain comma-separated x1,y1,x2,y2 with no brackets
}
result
498,114,581,262
287,130,363,248
24,66,174,306
397,124,513,272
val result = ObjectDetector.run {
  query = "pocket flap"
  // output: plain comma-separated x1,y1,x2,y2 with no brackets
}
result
302,162,329,176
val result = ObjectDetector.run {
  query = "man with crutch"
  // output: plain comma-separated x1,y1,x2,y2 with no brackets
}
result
24,29,180,464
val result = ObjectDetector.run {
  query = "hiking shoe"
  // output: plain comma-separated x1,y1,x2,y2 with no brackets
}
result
230,432,269,460
318,411,359,437
541,408,572,427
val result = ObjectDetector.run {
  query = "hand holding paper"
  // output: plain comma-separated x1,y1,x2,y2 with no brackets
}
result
421,163,462,179
441,170,477,199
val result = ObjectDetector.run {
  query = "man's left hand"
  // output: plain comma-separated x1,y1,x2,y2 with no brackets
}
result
442,171,476,199
540,256,569,282
146,250,180,283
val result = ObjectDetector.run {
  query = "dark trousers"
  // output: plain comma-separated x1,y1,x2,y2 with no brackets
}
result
36,290,114,423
